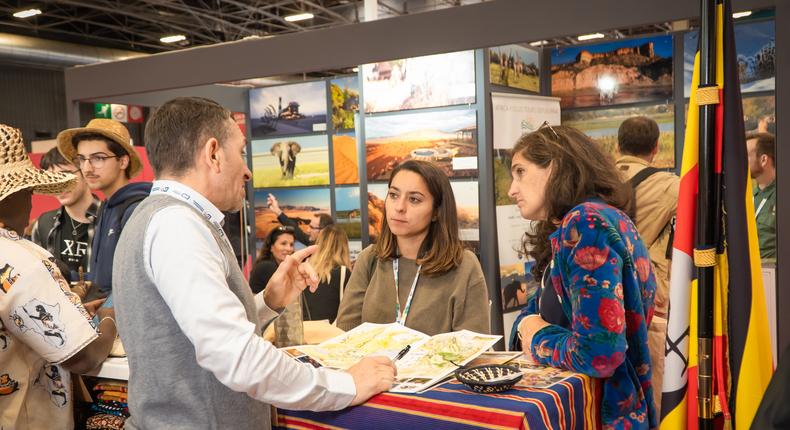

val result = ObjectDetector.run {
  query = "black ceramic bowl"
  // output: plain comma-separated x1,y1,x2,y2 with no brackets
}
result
455,364,523,393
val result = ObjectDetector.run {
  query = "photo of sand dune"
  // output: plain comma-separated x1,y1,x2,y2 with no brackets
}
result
253,188,330,242
333,133,359,184
562,103,675,169
365,109,478,181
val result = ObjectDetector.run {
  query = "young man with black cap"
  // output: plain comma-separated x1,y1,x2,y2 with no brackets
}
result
0,124,116,430
57,119,152,300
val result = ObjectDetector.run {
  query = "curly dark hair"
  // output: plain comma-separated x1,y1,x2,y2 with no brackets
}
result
513,125,633,279
256,225,296,263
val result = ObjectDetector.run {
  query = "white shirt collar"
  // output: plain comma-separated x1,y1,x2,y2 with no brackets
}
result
150,179,226,236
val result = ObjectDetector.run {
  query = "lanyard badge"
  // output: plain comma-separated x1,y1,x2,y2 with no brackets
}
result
393,258,421,325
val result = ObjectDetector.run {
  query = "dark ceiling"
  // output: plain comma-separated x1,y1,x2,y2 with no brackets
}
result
0,0,368,53
0,1,771,58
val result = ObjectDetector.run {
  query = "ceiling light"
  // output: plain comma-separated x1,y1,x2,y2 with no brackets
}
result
13,8,42,18
529,40,548,47
352,67,359,72
160,35,186,43
284,12,314,22
578,33,605,41
732,11,752,19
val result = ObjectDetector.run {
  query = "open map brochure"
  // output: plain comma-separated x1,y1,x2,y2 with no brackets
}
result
292,323,501,393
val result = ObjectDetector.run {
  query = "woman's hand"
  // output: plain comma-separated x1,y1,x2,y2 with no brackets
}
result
518,314,551,357
263,246,320,310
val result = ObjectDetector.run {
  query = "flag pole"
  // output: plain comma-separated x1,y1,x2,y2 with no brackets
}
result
695,0,718,428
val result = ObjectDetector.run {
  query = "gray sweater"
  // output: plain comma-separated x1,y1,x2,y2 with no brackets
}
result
114,195,269,429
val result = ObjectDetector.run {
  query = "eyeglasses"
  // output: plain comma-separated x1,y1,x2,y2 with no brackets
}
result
73,154,119,169
538,121,560,140
275,225,296,233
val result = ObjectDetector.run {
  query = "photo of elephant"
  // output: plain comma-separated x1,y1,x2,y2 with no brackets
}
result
270,141,301,179
252,134,329,188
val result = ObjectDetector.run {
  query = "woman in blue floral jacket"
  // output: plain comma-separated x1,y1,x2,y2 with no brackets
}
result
507,124,657,430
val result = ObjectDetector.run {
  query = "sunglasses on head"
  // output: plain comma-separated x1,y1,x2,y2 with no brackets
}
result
538,121,560,140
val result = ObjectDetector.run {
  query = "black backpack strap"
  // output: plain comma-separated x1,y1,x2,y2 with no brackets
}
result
628,166,662,189
628,166,675,254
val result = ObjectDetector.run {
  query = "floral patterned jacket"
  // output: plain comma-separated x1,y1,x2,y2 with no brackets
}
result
510,200,657,430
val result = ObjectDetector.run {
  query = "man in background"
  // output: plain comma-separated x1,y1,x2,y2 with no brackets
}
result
267,192,333,246
57,119,152,300
31,147,100,283
114,97,394,429
746,132,776,260
615,116,680,411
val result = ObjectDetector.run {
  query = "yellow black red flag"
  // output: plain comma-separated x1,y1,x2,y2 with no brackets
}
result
660,0,773,428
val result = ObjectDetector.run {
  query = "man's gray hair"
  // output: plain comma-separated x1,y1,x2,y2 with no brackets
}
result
145,97,233,177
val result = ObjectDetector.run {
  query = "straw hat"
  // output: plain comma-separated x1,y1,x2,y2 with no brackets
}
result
0,124,76,202
56,118,142,178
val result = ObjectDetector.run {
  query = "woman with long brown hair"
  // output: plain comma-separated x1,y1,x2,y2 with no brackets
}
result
336,160,489,336
303,224,351,323
508,124,657,430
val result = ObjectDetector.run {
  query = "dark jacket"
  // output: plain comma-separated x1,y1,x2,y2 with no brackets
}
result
87,181,152,299
31,196,101,281
249,258,278,295
302,265,350,323
277,213,311,245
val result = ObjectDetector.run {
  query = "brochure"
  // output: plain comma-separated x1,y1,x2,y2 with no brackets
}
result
293,323,501,393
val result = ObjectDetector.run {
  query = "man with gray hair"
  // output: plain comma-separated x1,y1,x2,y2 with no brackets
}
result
113,97,395,429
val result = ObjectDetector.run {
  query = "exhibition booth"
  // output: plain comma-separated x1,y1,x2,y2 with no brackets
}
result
48,0,785,427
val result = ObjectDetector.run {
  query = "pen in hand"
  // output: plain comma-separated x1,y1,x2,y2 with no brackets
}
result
393,345,411,362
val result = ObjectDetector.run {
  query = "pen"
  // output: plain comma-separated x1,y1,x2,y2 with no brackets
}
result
394,345,411,361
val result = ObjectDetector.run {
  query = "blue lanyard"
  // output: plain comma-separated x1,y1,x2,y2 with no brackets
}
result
151,183,227,240
393,258,421,325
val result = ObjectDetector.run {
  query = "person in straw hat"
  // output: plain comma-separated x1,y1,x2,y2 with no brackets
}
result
0,124,117,430
57,118,152,301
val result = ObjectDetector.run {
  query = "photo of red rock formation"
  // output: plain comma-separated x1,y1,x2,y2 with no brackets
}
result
551,35,673,109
